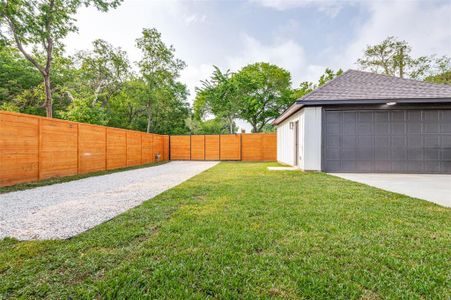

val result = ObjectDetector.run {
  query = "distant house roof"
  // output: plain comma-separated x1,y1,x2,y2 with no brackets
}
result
273,69,451,125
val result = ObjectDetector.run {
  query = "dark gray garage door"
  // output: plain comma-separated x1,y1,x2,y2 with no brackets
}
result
323,109,451,173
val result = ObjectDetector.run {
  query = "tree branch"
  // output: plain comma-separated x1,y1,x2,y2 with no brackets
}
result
6,17,46,75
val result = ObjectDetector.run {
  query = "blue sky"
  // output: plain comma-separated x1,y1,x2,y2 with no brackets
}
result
65,0,451,129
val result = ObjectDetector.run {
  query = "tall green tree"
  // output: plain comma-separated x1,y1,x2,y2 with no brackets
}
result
233,62,292,132
74,39,130,107
357,36,415,78
136,28,186,132
0,0,122,117
194,66,240,133
356,36,450,80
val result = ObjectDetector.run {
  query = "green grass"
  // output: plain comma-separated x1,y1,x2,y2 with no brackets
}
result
0,161,168,194
0,162,450,299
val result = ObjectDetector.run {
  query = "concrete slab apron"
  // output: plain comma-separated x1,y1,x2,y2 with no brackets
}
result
330,173,451,208
0,161,218,240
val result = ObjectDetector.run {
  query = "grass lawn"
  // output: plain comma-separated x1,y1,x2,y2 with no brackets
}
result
0,161,168,194
0,162,450,299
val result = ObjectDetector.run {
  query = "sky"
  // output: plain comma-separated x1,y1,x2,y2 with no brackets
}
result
64,0,451,130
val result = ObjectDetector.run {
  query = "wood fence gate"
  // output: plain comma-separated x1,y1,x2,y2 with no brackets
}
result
169,133,276,161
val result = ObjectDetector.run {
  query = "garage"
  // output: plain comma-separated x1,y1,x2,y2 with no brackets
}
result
274,69,451,173
323,109,451,173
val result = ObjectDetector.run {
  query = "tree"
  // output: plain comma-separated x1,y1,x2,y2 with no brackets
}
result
0,44,41,103
292,68,343,100
194,66,240,133
424,56,451,85
186,117,233,134
233,62,292,132
425,71,451,85
0,0,122,117
136,28,186,132
357,36,414,78
356,36,451,80
74,39,130,107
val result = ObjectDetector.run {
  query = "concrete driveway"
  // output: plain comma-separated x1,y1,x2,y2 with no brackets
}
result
330,173,451,208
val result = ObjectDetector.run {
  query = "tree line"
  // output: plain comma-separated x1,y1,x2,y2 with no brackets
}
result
1,1,450,134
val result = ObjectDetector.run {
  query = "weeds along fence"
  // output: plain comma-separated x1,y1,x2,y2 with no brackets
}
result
0,111,169,187
0,111,277,187
169,133,276,161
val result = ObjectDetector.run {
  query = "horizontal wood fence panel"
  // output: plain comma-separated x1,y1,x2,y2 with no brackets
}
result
242,134,262,161
39,118,78,180
0,113,39,186
170,133,276,162
152,135,164,161
241,133,277,161
170,136,191,160
262,133,277,161
79,124,106,174
126,131,142,167
141,133,154,164
220,134,241,160
205,135,220,160
106,128,126,170
0,111,169,187
191,135,205,160
163,135,169,161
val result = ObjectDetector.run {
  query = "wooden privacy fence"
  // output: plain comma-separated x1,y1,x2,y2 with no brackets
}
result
0,111,277,187
0,111,169,187
169,133,277,161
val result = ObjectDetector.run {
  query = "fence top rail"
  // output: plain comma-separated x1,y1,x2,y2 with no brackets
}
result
169,133,276,136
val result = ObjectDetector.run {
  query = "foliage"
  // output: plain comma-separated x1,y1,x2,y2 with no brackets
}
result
0,45,41,102
60,98,109,125
0,163,449,298
194,66,240,133
136,28,188,133
425,71,451,85
0,0,122,116
73,39,131,107
292,68,343,100
356,36,451,79
233,62,293,132
186,117,234,134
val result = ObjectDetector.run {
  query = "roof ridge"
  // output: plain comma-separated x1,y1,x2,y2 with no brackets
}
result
297,69,351,101
347,69,451,88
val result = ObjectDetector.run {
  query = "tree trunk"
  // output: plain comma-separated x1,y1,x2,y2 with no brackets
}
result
399,47,404,78
146,105,152,133
43,74,53,118
228,116,233,133
252,124,258,133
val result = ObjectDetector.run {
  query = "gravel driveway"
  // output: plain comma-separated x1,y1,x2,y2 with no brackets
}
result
0,161,218,240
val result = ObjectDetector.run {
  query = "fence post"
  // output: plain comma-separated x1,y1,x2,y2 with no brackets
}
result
240,133,243,161
37,118,41,180
76,123,80,175
105,128,108,170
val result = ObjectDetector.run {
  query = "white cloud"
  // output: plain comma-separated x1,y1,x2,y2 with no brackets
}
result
184,14,207,26
226,34,306,85
337,0,451,70
249,0,344,17
179,63,215,102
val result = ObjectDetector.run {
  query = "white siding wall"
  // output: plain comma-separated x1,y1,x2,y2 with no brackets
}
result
303,107,322,171
276,107,322,171
276,111,301,166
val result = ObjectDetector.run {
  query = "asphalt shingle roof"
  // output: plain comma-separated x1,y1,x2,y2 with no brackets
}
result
301,69,451,101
